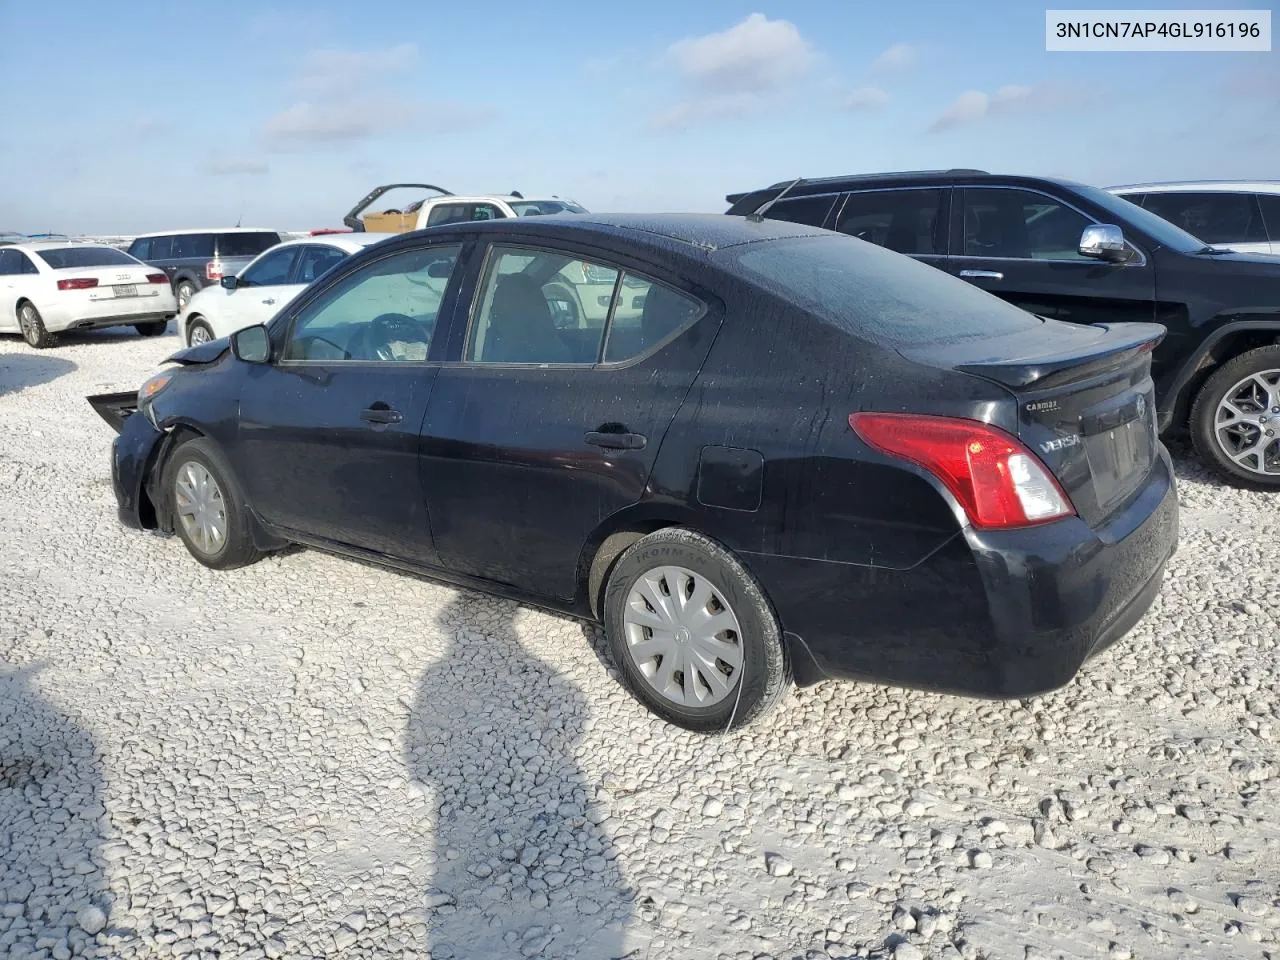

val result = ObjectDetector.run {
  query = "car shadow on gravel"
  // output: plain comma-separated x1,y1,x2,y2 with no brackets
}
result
405,593,634,960
0,665,110,956
0,353,76,397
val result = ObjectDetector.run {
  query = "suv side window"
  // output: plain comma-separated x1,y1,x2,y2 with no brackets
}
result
283,245,461,362
1259,195,1280,243
962,188,1092,260
173,234,215,259
835,189,948,256
150,236,174,259
1140,192,1268,246
762,195,838,228
129,238,152,260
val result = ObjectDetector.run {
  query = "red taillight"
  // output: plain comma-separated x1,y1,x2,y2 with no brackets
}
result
56,277,99,291
146,273,168,284
849,412,1075,530
206,261,223,280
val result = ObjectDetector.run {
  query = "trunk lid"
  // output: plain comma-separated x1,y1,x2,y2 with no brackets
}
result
902,320,1166,527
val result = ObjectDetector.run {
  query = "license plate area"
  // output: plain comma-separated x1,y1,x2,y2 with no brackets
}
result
1084,392,1156,511
113,284,139,298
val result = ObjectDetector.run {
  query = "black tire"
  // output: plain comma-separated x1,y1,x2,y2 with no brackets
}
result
1190,344,1280,490
186,317,214,347
135,320,167,337
175,280,197,309
17,301,55,349
162,437,263,570
602,527,791,732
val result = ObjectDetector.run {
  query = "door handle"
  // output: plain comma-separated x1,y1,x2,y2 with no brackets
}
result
585,430,647,450
360,406,403,425
958,269,1004,280
262,298,276,305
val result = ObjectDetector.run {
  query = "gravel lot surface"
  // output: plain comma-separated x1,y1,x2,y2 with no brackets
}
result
1,329,1278,960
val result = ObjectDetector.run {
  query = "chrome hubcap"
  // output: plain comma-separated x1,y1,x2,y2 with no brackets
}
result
1215,369,1280,475
174,461,226,555
622,565,743,708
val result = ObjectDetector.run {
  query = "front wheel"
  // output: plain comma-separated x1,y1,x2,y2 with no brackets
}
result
163,438,263,570
1190,345,1280,490
602,528,791,732
186,318,214,346
135,320,167,337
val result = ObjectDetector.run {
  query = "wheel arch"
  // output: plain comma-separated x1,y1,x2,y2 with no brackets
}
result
1161,319,1280,432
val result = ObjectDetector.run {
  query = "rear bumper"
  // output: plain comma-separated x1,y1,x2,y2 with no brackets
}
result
110,410,167,529
42,293,178,332
744,445,1179,698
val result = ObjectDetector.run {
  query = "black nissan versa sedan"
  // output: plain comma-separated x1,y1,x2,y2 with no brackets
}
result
88,214,1179,732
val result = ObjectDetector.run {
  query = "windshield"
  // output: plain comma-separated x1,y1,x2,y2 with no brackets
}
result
729,234,1043,346
510,200,587,216
1073,184,1207,254
36,246,139,268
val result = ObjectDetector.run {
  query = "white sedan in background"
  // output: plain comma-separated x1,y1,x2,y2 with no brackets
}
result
0,242,178,348
180,233,395,346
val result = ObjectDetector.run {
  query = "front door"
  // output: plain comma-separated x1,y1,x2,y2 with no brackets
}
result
946,186,1157,328
421,242,718,600
222,245,302,333
236,241,465,563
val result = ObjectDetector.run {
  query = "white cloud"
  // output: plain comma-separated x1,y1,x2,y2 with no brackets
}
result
870,43,915,73
654,13,816,130
293,43,419,93
207,158,270,176
930,82,1091,132
262,97,492,146
846,85,890,111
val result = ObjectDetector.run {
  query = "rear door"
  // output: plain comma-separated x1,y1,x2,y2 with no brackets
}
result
946,186,1156,327
420,241,718,600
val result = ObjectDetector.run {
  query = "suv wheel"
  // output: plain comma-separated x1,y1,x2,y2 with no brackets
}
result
1190,345,1280,489
602,527,791,732
175,280,197,309
135,320,167,337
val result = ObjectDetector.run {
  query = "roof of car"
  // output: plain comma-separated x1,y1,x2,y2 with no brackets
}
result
726,170,1094,206
273,233,398,253
427,195,581,205
130,227,281,238
7,240,125,252
449,212,832,253
1107,180,1280,194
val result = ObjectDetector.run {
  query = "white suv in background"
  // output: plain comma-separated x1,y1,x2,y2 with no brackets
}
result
179,233,395,345
1108,181,1280,255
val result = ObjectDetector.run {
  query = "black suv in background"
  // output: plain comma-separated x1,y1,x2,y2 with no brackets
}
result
727,170,1280,489
126,229,282,310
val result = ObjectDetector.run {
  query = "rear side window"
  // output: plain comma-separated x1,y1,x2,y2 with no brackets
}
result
296,245,349,283
129,238,151,259
427,203,502,227
603,276,704,363
0,249,18,275
172,234,215,259
761,195,838,229
218,232,281,258
15,252,38,274
35,247,139,269
1140,192,1267,245
729,234,1042,346
150,236,174,259
1260,195,1280,242
835,189,947,255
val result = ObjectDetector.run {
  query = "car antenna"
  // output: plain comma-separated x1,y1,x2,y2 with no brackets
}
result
746,176,804,222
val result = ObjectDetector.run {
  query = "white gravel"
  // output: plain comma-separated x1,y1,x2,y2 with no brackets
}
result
1,328,1279,960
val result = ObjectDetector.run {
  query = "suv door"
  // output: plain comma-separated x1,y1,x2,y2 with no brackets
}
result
945,186,1156,328
420,241,718,600
1139,191,1270,255
235,241,466,562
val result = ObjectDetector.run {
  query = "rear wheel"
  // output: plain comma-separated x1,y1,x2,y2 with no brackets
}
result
17,301,54,349
163,438,263,570
1191,345,1280,489
135,320,167,337
186,318,214,346
602,528,791,732
175,280,197,310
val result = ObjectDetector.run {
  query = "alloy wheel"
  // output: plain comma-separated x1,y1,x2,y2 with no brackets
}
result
622,565,744,708
1214,369,1280,476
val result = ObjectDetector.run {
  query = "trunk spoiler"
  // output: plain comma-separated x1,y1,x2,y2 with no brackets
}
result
86,391,138,434
903,322,1167,390
343,183,453,231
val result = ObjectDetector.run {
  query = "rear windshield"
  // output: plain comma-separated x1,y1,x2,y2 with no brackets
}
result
728,235,1042,345
218,232,281,257
36,247,139,269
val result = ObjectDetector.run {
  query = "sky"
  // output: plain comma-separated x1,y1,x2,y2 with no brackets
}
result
0,0,1276,234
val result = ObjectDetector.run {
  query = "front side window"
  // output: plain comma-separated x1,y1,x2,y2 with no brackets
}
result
295,245,348,283
239,247,298,287
762,195,838,229
283,245,460,362
1140,192,1267,246
963,188,1092,260
467,247,613,364
836,189,946,255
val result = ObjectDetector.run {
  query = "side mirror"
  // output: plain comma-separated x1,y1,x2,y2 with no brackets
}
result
1079,223,1129,262
231,324,270,363
220,275,239,290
